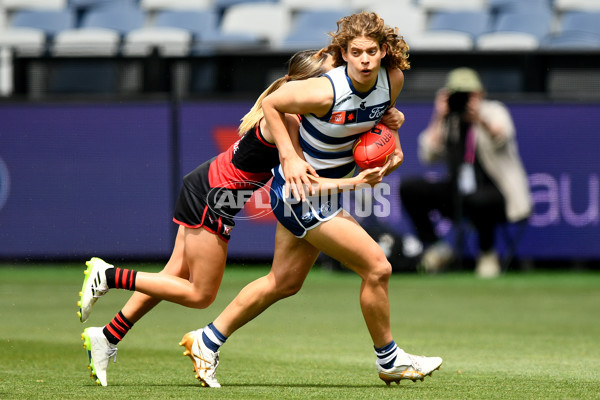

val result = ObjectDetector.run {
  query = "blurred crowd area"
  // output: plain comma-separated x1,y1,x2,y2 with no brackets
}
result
1,0,600,99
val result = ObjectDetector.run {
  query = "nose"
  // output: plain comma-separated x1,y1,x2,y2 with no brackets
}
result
361,53,369,64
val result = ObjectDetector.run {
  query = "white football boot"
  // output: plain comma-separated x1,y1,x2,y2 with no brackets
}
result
81,327,117,386
78,257,113,322
377,350,443,385
179,330,221,388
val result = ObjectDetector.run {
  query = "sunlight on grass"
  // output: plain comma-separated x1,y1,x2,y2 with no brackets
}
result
0,264,599,399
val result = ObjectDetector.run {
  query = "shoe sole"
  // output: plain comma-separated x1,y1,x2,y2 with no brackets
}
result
77,259,97,322
179,332,218,388
378,361,443,386
81,328,102,386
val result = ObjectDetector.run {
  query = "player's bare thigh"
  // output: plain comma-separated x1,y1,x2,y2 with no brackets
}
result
304,213,389,277
183,226,228,294
269,223,320,291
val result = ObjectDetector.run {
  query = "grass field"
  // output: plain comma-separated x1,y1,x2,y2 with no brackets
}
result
0,264,599,400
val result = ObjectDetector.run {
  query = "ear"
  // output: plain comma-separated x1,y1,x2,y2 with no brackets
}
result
380,43,388,59
341,47,348,63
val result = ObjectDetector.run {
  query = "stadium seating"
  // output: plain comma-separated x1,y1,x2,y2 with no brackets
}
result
363,2,427,45
280,9,350,50
281,0,348,11
410,10,491,50
477,11,554,50
0,8,74,56
554,0,600,12
219,2,291,48
139,0,214,12
541,11,600,49
488,0,553,14
52,2,144,56
2,0,66,9
418,0,487,12
123,10,210,56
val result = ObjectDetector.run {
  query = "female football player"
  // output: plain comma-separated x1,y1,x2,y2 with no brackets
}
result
180,12,442,388
77,48,404,387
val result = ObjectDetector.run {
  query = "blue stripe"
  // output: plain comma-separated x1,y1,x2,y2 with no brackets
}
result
315,162,356,178
315,74,336,122
302,118,363,145
300,135,353,160
345,66,377,98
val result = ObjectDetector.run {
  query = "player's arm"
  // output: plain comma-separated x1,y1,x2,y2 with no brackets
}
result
381,68,405,176
283,114,307,160
262,77,333,200
307,166,386,192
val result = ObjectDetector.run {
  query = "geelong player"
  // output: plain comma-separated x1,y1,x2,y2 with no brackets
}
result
181,12,442,388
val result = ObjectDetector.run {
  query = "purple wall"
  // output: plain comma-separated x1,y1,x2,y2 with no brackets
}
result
0,101,598,260
0,103,173,259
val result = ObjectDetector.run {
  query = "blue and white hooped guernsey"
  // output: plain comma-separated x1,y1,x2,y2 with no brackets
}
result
270,65,392,238
287,65,391,179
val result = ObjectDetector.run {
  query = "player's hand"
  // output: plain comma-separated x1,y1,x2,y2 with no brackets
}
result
282,156,318,201
356,166,385,187
381,148,404,176
380,108,405,131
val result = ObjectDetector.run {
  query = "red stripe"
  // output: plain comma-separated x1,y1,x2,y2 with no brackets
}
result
106,324,124,340
255,124,276,148
120,269,127,290
128,269,134,290
115,313,131,330
115,268,122,289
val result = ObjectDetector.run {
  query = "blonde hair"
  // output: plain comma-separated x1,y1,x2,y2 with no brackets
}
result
238,49,330,136
326,12,410,71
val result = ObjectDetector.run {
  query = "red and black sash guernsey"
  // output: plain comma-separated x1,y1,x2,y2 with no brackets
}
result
208,123,279,189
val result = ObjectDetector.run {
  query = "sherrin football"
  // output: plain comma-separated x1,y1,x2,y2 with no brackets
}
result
352,123,396,169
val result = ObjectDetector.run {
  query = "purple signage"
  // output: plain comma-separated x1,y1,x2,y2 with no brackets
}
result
0,101,598,260
0,103,173,259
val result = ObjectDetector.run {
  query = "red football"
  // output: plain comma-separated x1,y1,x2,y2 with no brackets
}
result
352,123,396,169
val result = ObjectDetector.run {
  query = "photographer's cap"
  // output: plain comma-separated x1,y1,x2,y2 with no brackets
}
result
445,67,483,93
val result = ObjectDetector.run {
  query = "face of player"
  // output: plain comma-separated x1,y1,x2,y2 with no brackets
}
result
341,36,387,92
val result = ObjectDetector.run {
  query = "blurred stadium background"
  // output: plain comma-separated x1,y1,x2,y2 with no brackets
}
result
0,0,599,270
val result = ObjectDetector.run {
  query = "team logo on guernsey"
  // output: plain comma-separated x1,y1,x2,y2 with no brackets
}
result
329,110,357,125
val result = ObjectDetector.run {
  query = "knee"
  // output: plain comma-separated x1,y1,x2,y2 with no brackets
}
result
364,257,392,286
187,291,217,309
268,274,304,300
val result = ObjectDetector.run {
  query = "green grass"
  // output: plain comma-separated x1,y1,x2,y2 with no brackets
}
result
1,264,599,399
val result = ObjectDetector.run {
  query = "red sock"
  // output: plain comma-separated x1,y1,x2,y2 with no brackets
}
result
106,268,137,290
103,311,134,345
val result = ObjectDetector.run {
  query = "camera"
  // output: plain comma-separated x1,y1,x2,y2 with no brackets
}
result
447,91,470,114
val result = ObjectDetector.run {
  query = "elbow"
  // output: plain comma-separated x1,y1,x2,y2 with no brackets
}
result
396,148,404,166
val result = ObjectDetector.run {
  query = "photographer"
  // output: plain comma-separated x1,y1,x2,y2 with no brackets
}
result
399,68,531,278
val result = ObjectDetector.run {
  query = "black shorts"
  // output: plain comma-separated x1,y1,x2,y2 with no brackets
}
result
173,160,236,242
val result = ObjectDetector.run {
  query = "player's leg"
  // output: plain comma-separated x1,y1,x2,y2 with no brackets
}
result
213,222,319,336
132,227,227,308
79,226,227,314
179,223,320,387
81,226,191,386
305,212,393,347
304,212,442,384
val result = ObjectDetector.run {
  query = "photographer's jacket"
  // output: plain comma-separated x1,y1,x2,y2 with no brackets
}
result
418,99,532,222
